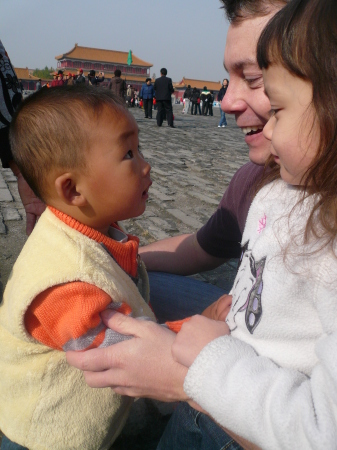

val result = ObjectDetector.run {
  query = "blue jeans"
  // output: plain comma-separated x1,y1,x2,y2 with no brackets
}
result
1,436,27,450
148,272,228,322
219,108,227,127
157,402,243,450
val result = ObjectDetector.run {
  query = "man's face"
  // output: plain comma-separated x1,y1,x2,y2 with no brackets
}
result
222,11,281,165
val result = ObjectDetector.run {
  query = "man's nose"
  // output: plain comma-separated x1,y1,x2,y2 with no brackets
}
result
221,80,246,114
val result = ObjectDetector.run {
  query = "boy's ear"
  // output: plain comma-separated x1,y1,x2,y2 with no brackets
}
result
54,173,87,206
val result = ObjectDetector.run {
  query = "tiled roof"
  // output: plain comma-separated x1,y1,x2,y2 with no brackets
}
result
14,67,40,80
55,44,152,67
173,77,222,91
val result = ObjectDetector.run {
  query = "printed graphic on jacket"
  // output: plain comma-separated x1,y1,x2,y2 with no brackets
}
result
227,241,266,334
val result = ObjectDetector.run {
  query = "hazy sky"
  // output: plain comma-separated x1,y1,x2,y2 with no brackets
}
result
1,0,230,83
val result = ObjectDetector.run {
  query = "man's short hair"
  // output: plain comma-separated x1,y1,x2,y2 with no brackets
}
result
160,68,167,76
114,69,121,77
146,77,151,82
220,0,289,23
10,86,126,201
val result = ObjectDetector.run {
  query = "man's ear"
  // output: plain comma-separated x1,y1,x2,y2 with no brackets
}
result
54,173,87,206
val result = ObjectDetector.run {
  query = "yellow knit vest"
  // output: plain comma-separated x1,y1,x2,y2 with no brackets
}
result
0,209,155,449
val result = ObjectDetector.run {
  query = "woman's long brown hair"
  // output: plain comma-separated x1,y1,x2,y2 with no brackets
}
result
257,0,337,252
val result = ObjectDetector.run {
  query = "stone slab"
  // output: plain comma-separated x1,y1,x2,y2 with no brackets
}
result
0,188,13,202
167,208,204,229
2,207,21,221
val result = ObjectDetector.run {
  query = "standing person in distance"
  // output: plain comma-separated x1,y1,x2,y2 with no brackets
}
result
190,87,200,115
208,91,214,116
75,68,86,85
108,69,126,99
88,70,104,87
183,84,192,114
154,68,174,128
218,78,229,127
200,86,210,115
140,77,155,119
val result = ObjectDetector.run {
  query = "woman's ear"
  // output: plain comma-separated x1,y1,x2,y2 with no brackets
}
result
54,173,87,206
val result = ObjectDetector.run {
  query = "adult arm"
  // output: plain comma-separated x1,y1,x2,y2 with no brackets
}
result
139,232,226,275
140,163,264,273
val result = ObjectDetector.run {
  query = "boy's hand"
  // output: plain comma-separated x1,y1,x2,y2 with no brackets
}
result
172,315,230,368
202,294,232,321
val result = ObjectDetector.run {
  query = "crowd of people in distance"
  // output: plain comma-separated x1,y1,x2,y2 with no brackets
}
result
182,85,215,116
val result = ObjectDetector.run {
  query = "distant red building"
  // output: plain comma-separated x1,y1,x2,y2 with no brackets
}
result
55,44,153,91
14,67,42,90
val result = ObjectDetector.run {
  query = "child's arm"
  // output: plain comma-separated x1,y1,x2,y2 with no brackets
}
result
172,315,230,368
24,282,135,351
173,319,337,449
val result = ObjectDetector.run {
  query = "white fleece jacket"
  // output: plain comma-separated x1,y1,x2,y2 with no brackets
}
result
184,180,337,449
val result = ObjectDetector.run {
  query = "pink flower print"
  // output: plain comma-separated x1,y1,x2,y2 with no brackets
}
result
257,213,267,233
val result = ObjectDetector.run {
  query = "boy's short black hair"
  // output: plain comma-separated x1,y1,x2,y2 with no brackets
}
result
10,85,126,201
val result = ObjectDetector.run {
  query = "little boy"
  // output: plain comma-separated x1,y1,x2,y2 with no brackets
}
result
0,86,157,449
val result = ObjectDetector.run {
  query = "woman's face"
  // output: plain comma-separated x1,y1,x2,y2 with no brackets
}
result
223,80,228,87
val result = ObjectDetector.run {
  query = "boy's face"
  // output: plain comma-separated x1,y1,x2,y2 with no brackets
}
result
81,108,152,234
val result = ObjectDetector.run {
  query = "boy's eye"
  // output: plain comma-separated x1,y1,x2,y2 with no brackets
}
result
125,150,133,159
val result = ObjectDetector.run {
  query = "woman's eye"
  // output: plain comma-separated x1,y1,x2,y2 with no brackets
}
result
125,150,133,159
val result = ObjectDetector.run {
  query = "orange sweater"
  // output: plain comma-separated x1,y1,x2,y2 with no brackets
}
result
25,207,187,351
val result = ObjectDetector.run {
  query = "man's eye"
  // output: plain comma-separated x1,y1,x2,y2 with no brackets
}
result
125,150,133,159
244,77,264,89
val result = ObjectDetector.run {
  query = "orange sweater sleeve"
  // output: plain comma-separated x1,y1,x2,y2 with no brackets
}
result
25,282,132,351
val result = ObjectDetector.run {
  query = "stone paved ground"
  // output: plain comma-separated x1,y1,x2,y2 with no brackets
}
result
0,104,249,448
0,103,249,297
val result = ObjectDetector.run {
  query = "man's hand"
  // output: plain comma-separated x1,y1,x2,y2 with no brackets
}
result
172,315,230,368
202,294,232,321
9,162,45,235
66,310,189,402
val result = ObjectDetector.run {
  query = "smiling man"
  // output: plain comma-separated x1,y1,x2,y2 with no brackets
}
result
137,1,289,325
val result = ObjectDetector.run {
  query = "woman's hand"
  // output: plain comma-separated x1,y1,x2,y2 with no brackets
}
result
172,315,230,368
